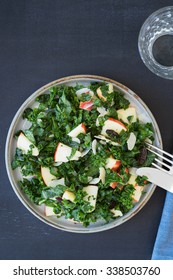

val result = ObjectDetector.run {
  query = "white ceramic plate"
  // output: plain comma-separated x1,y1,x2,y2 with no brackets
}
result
5,75,162,233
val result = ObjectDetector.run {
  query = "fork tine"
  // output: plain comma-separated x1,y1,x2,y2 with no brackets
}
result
147,147,173,165
151,162,171,174
146,143,173,159
154,158,171,169
146,142,173,174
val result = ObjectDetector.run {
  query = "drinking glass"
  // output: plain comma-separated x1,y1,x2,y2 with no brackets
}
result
138,6,173,79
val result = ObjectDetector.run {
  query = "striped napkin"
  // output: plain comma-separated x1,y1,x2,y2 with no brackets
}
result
152,192,173,260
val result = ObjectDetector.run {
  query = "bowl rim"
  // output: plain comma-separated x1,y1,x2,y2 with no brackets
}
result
5,74,163,233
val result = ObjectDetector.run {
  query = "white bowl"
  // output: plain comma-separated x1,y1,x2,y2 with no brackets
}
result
5,75,162,233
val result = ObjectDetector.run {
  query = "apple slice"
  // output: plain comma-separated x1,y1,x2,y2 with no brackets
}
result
41,167,56,186
96,87,107,101
101,118,127,136
68,123,86,138
110,167,128,189
96,83,113,101
128,174,137,185
110,182,118,189
129,167,137,176
44,206,56,216
54,143,81,162
132,185,144,202
83,185,98,212
117,107,137,124
110,181,124,190
62,190,76,202
17,132,39,156
128,174,144,202
79,100,93,111
106,157,121,171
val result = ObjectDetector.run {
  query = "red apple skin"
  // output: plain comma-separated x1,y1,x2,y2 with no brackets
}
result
54,143,61,162
110,166,128,190
81,123,87,133
79,100,93,111
68,123,87,137
110,182,123,190
101,117,127,136
111,160,121,171
97,87,107,101
106,157,121,171
110,182,118,189
108,118,127,130
124,167,129,174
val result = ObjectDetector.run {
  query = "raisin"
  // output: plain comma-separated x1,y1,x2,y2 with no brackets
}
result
137,147,147,165
56,197,62,202
106,129,119,138
109,201,116,209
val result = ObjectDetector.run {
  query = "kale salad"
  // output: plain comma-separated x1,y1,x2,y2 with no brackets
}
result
12,82,155,227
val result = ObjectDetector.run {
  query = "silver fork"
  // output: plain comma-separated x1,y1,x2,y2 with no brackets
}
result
146,143,173,175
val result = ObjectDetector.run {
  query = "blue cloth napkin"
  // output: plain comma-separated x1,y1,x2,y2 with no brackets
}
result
152,192,173,260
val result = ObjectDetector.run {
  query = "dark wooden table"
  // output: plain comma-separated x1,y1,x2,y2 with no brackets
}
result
1,0,173,260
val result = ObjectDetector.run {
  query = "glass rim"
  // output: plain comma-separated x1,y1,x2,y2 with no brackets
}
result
138,6,173,79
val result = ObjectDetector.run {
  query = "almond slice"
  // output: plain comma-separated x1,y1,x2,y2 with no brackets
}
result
92,139,97,155
127,132,136,151
72,137,81,144
89,177,100,184
76,88,94,99
99,167,106,184
81,148,91,157
48,177,65,188
94,135,120,146
96,107,108,115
